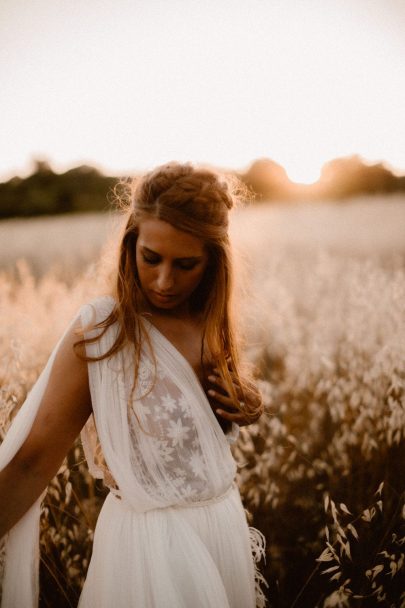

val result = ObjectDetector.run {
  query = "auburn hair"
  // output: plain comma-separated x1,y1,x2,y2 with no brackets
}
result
76,161,260,423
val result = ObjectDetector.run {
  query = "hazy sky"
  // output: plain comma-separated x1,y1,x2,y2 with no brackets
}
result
1,0,404,183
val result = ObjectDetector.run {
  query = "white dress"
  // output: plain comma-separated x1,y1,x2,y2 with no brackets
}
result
0,296,267,608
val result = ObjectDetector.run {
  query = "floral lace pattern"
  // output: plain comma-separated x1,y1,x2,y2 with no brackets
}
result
81,296,236,508
126,349,213,503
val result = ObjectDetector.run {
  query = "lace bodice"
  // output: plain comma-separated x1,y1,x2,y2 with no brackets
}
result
81,297,237,512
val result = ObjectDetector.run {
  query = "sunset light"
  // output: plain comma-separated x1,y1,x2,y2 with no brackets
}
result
284,163,322,186
1,2,405,606
0,0,404,181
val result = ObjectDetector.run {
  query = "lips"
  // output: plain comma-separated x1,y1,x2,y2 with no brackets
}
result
152,291,177,300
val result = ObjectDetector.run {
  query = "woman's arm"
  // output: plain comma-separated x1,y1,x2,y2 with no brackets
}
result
0,321,92,539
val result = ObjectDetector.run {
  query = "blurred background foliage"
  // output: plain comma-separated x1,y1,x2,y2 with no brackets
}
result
0,161,116,219
1,155,404,219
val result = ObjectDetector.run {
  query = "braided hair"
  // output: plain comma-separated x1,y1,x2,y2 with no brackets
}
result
77,162,261,424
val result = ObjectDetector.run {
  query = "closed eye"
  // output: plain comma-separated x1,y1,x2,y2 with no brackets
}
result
176,260,198,271
143,255,197,270
142,253,160,265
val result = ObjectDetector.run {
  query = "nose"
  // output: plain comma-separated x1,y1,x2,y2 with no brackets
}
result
156,264,175,292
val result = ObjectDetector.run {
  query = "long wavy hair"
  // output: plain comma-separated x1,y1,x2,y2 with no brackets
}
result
76,161,259,422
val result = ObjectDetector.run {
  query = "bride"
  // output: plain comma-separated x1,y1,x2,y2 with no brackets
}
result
0,162,267,607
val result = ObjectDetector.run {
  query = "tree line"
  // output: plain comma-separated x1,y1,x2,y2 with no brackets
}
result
240,155,405,202
0,156,404,219
0,162,116,219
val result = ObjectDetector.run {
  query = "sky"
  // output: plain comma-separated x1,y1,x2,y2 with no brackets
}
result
1,0,404,184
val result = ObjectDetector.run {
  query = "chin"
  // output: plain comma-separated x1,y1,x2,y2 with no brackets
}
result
154,301,178,310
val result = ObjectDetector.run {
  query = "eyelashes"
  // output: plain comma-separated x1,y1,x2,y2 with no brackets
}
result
178,263,198,271
142,254,159,265
142,254,197,271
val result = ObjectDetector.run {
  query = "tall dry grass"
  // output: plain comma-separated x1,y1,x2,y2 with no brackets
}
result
1,199,405,607
236,246,405,607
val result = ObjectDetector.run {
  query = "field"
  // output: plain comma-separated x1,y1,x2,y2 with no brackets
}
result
1,196,405,607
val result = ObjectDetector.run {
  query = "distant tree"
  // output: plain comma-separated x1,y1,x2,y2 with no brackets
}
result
238,155,405,203
0,161,117,219
318,155,399,199
239,158,291,200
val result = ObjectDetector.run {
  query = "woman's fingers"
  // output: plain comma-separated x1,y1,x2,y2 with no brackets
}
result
207,383,253,426
208,374,242,398
207,388,234,408
215,408,250,425
207,386,244,410
207,388,248,421
212,367,238,383
207,374,225,389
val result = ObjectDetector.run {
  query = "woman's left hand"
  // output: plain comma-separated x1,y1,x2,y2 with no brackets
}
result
206,367,263,427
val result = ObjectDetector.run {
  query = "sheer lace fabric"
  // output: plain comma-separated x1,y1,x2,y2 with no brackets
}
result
82,296,237,510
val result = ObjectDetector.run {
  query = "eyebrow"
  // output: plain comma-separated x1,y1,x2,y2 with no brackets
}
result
141,246,204,262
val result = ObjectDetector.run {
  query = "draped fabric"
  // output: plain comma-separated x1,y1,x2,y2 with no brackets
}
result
1,296,267,607
0,314,81,608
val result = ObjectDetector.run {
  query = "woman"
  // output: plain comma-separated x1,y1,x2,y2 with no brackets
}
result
0,162,266,607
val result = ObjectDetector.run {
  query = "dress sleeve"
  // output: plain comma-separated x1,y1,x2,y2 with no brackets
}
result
0,305,85,608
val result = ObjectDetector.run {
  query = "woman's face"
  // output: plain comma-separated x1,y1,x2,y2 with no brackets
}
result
135,217,209,313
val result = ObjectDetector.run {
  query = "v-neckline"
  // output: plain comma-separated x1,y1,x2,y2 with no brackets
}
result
141,316,202,383
102,295,201,376
143,317,231,441
130,312,232,444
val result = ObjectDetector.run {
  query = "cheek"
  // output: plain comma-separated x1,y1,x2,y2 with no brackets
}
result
185,266,208,291
135,258,151,286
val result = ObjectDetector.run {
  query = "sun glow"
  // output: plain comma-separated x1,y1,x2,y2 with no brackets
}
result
0,1,404,180
284,163,322,185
